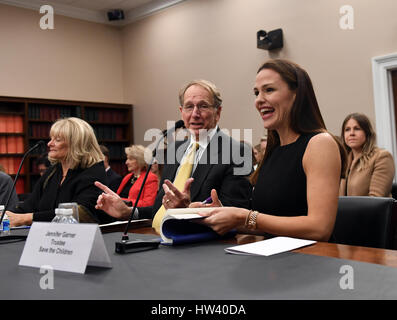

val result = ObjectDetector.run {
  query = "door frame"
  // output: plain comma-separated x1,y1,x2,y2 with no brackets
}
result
372,52,397,181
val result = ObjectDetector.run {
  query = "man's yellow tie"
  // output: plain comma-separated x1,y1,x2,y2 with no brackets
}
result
152,143,199,233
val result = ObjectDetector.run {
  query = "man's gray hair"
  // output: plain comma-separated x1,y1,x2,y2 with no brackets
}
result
178,79,222,109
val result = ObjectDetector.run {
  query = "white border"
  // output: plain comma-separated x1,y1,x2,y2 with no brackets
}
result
372,53,397,181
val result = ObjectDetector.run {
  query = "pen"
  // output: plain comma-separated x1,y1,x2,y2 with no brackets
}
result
202,197,212,204
11,226,31,230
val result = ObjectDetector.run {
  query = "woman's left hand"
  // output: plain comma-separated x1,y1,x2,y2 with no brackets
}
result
198,207,249,235
6,212,33,227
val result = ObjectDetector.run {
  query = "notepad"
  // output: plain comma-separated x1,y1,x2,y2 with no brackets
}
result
225,236,316,256
160,208,235,245
163,207,211,220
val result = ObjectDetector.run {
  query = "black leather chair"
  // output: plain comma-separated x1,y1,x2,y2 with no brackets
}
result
331,196,397,249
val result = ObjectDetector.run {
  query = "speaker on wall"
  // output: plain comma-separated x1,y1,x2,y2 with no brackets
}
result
257,29,283,50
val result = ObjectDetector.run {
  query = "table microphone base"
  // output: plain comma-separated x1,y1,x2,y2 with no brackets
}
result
115,238,161,254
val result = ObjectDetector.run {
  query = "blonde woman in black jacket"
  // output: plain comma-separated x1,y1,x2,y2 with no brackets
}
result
7,117,112,226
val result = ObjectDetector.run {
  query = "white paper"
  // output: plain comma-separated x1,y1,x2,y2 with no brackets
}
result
225,236,316,256
99,219,149,228
19,222,112,274
168,213,204,220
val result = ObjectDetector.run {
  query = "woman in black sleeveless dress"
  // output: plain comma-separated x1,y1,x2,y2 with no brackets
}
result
198,59,346,241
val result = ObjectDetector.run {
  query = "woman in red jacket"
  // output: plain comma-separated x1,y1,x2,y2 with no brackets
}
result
117,145,158,207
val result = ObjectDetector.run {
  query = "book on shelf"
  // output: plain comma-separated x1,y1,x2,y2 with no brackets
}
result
116,127,124,140
14,116,24,133
30,123,51,138
7,136,16,153
0,135,24,154
8,158,13,174
0,115,6,132
15,178,25,194
86,108,99,121
1,96,133,195
0,114,23,133
5,116,14,133
16,136,24,153
6,157,21,175
98,109,105,122
94,125,124,141
39,107,47,120
0,158,5,171
0,136,6,153
159,207,236,245
0,157,23,175
14,157,24,174
87,109,127,123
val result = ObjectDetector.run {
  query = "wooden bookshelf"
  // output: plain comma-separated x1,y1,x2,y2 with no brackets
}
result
0,96,133,194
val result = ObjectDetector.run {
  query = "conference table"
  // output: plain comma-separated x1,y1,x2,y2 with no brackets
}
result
107,220,397,268
2,219,397,305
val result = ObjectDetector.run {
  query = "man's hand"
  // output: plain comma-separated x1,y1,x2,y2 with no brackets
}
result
162,178,194,209
95,181,131,220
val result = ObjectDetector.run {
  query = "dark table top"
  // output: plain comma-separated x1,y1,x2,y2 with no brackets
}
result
2,231,397,300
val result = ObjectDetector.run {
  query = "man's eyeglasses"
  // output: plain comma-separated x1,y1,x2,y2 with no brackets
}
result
182,103,215,113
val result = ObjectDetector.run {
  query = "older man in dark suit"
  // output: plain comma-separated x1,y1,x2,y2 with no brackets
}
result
95,80,252,232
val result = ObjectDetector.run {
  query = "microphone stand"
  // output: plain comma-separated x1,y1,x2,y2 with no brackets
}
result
0,141,45,243
115,121,184,254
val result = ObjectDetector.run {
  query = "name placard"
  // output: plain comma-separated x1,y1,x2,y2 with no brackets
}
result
19,222,112,274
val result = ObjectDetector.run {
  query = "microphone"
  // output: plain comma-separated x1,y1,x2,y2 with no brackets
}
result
171,119,185,130
0,140,46,243
160,119,185,135
155,120,185,157
115,120,185,254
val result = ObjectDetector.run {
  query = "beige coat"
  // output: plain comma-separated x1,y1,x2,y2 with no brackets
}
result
339,148,395,197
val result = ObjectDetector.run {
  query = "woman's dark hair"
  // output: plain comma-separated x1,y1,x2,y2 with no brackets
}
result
250,59,346,184
341,113,376,153
341,112,376,172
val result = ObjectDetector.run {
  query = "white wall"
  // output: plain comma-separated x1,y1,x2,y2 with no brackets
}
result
0,4,124,103
1,0,397,147
122,0,397,145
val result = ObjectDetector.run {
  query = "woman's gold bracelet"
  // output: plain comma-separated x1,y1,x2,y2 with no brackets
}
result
245,210,258,230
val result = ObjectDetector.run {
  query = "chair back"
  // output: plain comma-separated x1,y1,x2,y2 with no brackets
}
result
331,196,397,249
392,182,397,200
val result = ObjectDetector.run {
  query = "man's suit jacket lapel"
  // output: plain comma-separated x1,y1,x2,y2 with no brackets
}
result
159,131,224,201
190,130,223,201
161,139,190,185
152,140,189,213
